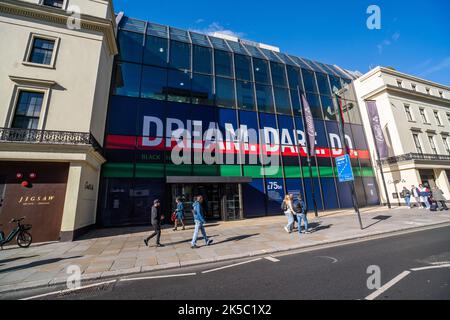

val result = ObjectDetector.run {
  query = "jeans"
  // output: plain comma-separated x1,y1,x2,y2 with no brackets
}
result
422,198,431,209
191,220,208,246
296,214,308,233
285,211,294,231
405,196,411,208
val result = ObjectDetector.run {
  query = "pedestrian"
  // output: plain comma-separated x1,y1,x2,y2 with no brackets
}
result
431,186,448,211
411,185,421,208
173,196,185,231
282,195,295,233
144,199,164,247
293,194,310,234
401,186,411,208
289,193,297,231
191,195,213,249
419,184,431,209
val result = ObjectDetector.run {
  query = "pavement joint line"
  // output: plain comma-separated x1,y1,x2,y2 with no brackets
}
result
201,258,262,274
364,271,411,300
409,264,450,272
20,279,118,300
119,273,196,282
264,256,280,262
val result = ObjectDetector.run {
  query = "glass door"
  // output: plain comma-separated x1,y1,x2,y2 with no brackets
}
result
221,184,241,221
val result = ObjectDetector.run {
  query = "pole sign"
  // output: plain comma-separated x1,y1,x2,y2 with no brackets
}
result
336,154,354,182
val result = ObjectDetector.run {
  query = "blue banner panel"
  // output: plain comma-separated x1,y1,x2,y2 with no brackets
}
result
337,181,353,208
242,179,266,217
266,178,284,215
320,178,339,209
107,96,139,136
303,177,324,212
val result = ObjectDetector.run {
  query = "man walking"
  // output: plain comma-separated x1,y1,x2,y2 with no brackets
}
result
432,186,448,211
144,199,164,247
402,186,411,208
419,184,431,209
191,195,213,249
293,194,310,234
411,185,421,208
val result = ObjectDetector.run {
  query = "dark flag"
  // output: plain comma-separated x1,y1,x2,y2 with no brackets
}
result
301,93,316,157
365,100,389,159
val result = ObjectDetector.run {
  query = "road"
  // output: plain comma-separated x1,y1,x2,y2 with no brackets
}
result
3,225,450,300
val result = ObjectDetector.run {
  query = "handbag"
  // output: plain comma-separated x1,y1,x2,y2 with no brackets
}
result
170,211,176,222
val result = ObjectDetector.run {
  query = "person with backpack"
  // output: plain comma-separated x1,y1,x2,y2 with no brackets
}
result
282,194,295,233
191,195,213,249
293,194,310,234
401,186,411,208
173,196,185,231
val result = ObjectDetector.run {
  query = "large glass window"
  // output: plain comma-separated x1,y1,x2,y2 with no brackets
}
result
234,54,252,81
11,91,44,129
192,74,213,105
302,69,318,93
290,89,302,116
412,133,423,154
329,75,342,93
28,38,55,65
274,87,291,115
255,83,274,113
214,50,233,77
118,31,143,63
112,62,141,97
193,45,212,74
287,65,301,89
143,35,167,67
320,95,337,121
42,0,64,8
167,69,191,103
140,66,167,100
270,62,287,87
316,72,331,95
236,80,256,111
215,77,235,108
306,93,323,119
169,40,190,70
253,58,270,84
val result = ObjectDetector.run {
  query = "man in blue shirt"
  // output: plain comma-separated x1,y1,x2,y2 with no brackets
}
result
191,195,213,249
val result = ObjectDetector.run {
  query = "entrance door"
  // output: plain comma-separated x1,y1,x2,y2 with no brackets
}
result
419,169,436,188
0,175,6,216
221,184,240,221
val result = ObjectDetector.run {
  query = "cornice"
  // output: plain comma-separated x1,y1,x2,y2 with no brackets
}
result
0,0,118,55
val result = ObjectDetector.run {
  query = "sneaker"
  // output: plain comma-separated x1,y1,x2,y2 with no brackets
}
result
156,243,164,247
191,244,198,249
304,230,311,234
182,226,185,230
144,239,148,247
207,239,213,246
173,228,177,231
284,226,290,233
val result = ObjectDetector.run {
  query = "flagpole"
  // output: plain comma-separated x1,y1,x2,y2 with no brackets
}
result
297,86,318,217
333,93,363,229
365,100,391,209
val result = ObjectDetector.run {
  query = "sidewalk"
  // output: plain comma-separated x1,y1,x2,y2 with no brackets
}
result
1,206,450,293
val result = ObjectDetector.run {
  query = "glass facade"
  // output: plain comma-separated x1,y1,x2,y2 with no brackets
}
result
101,16,378,226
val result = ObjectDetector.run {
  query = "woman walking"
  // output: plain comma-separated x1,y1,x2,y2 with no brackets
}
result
173,197,185,231
282,195,295,233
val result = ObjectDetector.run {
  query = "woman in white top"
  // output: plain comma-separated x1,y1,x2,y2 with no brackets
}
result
282,195,295,233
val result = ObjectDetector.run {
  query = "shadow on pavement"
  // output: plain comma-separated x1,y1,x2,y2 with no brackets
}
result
363,215,392,230
0,255,40,266
0,256,82,274
213,233,260,245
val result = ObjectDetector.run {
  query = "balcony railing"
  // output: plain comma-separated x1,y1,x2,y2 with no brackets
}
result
379,152,450,165
0,127,103,154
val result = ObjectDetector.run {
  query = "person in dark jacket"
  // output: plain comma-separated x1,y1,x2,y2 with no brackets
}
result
173,196,185,231
144,199,164,247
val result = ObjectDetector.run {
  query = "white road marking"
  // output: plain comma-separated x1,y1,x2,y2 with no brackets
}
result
120,273,196,282
202,258,262,274
430,261,450,265
20,279,117,300
264,256,280,262
317,256,338,264
410,264,450,271
365,271,411,300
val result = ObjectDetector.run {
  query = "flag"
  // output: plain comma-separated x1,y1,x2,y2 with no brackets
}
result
365,100,389,159
301,93,316,157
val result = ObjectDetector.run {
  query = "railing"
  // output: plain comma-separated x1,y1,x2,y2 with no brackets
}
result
0,127,103,154
379,152,450,165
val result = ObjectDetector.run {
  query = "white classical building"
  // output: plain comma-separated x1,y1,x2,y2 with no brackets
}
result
0,0,117,241
354,66,450,206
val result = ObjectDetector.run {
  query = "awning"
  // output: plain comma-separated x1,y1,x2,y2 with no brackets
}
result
166,176,252,184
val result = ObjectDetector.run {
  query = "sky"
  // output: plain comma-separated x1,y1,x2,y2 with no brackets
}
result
112,0,450,86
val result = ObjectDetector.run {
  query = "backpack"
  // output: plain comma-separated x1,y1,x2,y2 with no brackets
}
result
294,200,303,214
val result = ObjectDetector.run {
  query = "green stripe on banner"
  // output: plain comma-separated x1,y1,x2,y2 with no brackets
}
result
102,163,134,178
284,166,302,178
319,166,335,178
135,163,164,178
220,165,241,177
166,164,192,176
243,165,265,178
302,166,319,178
193,165,219,176
264,166,284,178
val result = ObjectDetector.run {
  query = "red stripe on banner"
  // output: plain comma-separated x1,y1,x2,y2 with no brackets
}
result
105,135,136,149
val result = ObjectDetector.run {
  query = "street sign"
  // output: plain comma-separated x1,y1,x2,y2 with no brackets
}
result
336,154,354,182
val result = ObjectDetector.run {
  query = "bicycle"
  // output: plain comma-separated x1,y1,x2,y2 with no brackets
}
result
0,217,33,249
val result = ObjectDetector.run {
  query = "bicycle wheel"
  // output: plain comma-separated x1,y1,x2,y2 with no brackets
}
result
17,231,32,248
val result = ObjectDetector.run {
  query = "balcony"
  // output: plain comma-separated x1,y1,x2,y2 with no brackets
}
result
0,127,103,155
379,153,450,165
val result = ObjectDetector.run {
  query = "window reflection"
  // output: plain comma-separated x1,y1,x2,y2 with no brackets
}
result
234,54,253,81
274,87,291,115
287,65,300,89
141,65,167,100
167,69,191,103
236,80,256,110
316,73,331,95
113,62,141,97
118,31,143,63
215,77,236,108
255,83,274,113
253,58,270,84
302,69,318,93
143,35,167,67
193,45,212,74
214,50,233,77
320,95,336,121
306,93,323,119
290,89,302,116
192,74,213,105
169,40,190,70
270,62,287,87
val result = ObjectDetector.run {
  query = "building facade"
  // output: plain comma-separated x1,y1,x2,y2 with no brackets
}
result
98,16,380,228
0,0,117,241
354,66,450,206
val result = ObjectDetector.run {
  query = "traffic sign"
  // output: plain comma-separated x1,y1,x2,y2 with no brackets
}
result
336,154,354,182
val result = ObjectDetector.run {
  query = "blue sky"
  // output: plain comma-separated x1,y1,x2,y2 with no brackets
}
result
113,0,450,86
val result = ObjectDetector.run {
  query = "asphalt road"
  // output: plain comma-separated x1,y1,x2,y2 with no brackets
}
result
4,225,450,300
